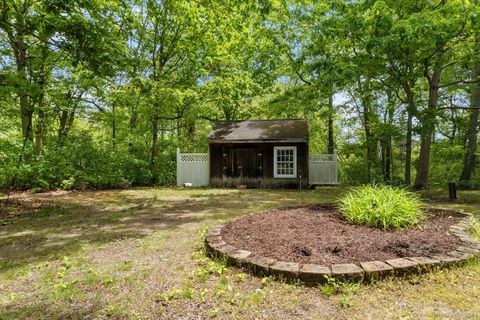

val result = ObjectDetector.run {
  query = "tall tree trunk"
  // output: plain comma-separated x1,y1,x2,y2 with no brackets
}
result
449,100,457,144
19,82,33,139
34,44,49,157
187,121,196,144
327,91,335,154
1,2,33,139
384,92,394,183
404,90,415,186
398,64,417,187
176,106,181,144
58,109,75,142
362,94,374,182
460,36,480,186
58,90,79,142
151,117,159,183
224,107,233,121
34,107,45,157
359,78,376,182
128,93,140,153
15,34,33,140
414,61,442,190
112,104,116,145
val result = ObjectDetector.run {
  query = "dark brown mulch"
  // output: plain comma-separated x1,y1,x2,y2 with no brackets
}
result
221,204,464,266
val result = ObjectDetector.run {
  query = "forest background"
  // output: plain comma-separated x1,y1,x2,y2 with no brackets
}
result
1,0,479,191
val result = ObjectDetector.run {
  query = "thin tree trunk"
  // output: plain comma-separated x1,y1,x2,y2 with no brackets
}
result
112,104,116,145
188,121,196,144
58,90,79,142
34,44,49,157
151,117,159,183
34,107,45,157
398,64,417,187
327,92,335,154
15,33,33,140
384,92,394,183
359,77,376,183
405,91,414,186
414,61,443,190
19,83,33,139
128,93,140,153
176,106,181,144
58,110,68,141
1,2,33,139
58,109,75,142
460,36,480,186
450,101,457,144
363,96,374,182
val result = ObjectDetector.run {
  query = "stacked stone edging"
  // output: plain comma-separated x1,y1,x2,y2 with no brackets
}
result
205,208,480,284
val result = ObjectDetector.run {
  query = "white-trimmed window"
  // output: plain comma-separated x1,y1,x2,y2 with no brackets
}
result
273,146,297,178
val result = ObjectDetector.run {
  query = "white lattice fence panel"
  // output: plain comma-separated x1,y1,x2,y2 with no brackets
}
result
177,149,209,186
309,154,336,162
309,153,338,185
180,153,209,162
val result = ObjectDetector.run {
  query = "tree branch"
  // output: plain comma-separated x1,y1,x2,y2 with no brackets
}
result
440,79,480,88
285,50,312,85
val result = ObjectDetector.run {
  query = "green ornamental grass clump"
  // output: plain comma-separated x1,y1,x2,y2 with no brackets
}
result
338,184,424,230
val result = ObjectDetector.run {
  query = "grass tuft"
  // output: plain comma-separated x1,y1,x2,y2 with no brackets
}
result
338,184,424,230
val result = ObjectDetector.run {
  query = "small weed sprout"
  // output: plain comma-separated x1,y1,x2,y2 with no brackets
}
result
235,272,247,282
181,287,195,299
199,288,208,302
250,289,263,304
320,277,361,308
157,287,182,303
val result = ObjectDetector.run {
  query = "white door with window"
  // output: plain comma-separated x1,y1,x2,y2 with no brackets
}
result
273,146,297,178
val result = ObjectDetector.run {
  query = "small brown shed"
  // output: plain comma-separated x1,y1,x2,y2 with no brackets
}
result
208,119,309,188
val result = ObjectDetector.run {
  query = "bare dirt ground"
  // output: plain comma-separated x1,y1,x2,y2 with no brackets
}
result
0,187,480,319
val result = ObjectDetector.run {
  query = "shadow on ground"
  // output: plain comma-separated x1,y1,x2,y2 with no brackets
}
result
0,188,343,271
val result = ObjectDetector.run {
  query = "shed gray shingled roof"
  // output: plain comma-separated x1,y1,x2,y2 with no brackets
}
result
208,119,308,143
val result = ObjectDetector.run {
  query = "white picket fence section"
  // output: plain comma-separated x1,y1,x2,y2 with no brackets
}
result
176,148,209,187
309,153,338,185
176,148,338,187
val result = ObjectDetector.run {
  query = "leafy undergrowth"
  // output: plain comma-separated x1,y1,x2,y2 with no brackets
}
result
0,187,479,319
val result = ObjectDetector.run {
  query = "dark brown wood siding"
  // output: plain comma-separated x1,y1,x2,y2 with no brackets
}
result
209,142,308,188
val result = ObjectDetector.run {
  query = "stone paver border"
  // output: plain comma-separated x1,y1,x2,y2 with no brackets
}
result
205,208,480,284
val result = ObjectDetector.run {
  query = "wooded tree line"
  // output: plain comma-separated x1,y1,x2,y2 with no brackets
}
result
0,0,479,191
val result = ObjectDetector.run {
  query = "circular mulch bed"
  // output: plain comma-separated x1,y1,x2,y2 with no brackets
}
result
220,204,463,266
206,204,480,283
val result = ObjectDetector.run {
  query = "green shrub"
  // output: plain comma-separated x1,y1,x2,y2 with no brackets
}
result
337,184,424,230
1,132,155,191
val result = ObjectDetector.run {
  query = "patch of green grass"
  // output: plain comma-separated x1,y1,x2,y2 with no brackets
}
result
85,268,102,285
249,289,264,304
35,205,67,218
0,259,15,273
2,187,480,319
1,264,30,280
319,277,362,308
0,205,16,214
115,260,133,272
136,233,170,253
103,302,130,318
468,220,480,240
157,287,183,303
338,184,424,229
194,260,228,283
